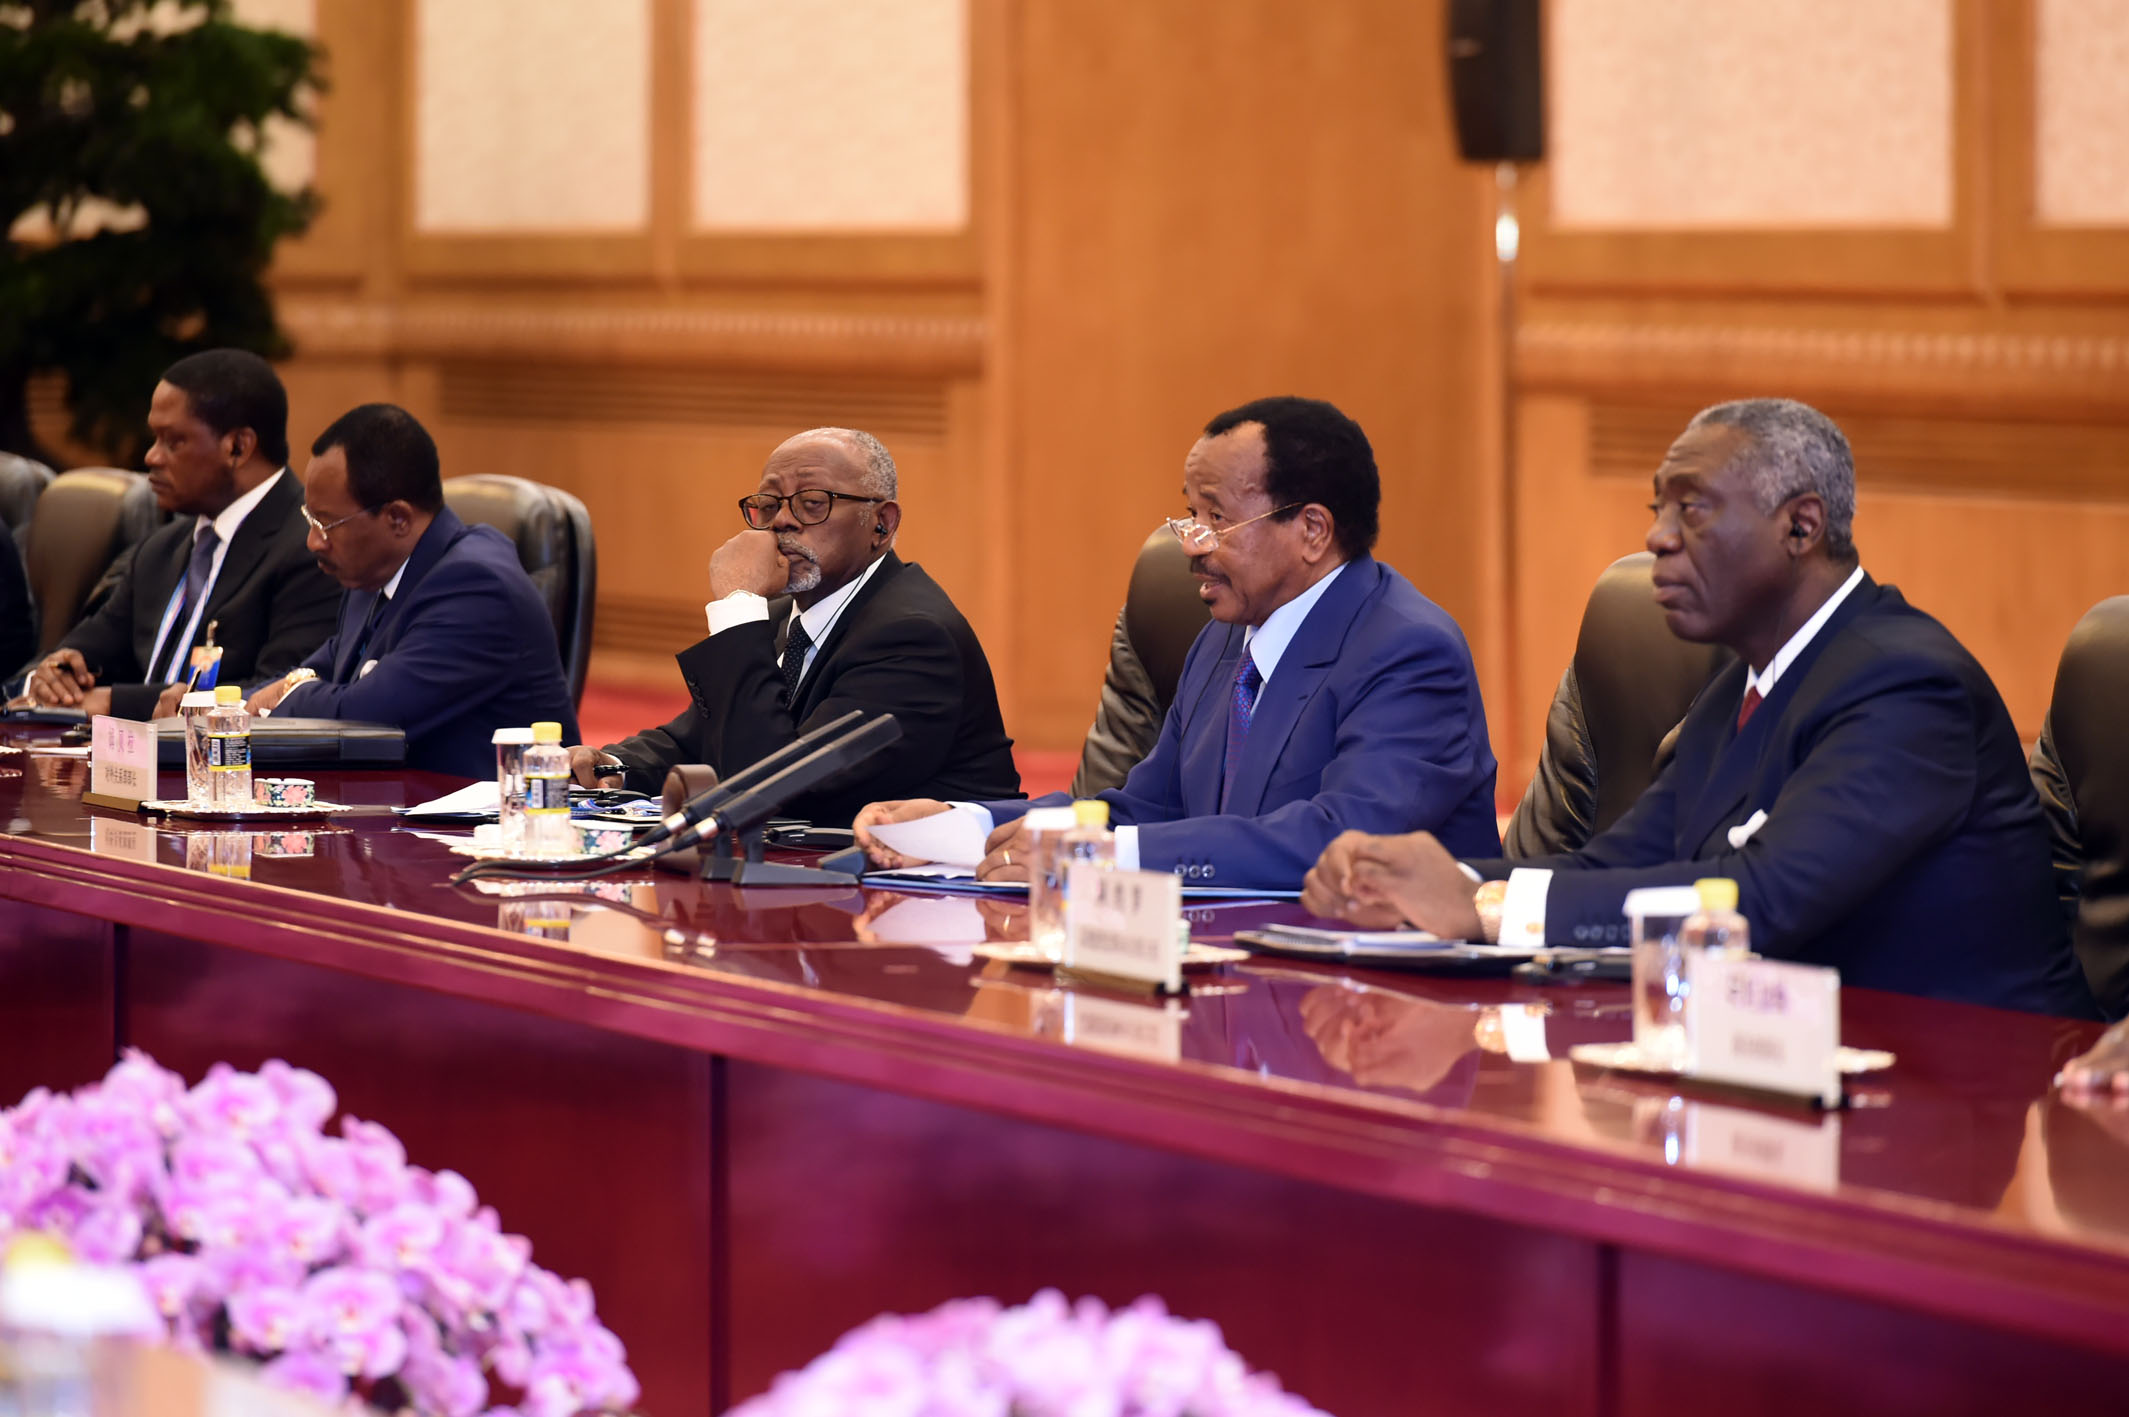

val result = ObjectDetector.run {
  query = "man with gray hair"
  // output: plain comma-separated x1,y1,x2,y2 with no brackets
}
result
1302,398,2095,1017
571,427,1019,825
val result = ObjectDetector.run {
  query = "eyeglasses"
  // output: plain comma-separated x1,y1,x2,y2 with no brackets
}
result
1165,504,1301,556
300,505,379,545
738,490,881,530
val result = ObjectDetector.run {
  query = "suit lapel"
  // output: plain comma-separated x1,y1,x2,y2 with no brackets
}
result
1225,560,1382,816
331,592,378,683
199,473,296,623
1181,626,1248,818
1675,575,1885,853
792,554,901,714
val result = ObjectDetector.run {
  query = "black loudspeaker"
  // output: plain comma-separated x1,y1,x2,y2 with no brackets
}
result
1445,0,1543,162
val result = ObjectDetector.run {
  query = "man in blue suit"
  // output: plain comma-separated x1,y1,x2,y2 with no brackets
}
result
855,396,1499,889
243,404,578,778
1305,398,2095,1017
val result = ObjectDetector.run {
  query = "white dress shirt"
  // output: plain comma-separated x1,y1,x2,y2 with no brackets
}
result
146,468,287,681
1494,564,1869,946
705,553,887,685
955,561,1349,871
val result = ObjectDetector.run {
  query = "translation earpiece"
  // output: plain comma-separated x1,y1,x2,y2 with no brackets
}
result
874,522,886,535
1789,522,1806,540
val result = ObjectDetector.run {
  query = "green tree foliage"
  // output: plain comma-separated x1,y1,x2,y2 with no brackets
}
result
0,0,320,466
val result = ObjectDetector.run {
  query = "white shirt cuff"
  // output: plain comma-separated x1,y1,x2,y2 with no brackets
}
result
706,591,771,635
1113,824,1139,871
1499,867,1552,946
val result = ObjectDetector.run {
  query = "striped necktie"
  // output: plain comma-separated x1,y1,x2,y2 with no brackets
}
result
781,618,813,709
1221,654,1264,810
159,525,221,680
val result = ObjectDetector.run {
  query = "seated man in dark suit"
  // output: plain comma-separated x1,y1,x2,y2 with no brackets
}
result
242,404,578,777
568,427,1019,825
8,350,339,718
856,396,1501,889
1304,398,2095,1017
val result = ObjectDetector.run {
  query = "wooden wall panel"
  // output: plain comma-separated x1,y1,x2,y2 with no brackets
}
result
1003,0,1501,751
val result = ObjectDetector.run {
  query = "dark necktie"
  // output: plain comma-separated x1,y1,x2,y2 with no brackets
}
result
1221,654,1264,810
160,525,221,681
1737,685,1763,731
346,592,388,680
781,618,813,709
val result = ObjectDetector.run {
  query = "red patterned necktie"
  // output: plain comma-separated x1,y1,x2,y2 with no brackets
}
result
1737,685,1763,731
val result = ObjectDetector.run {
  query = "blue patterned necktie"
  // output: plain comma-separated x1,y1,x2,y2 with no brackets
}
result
160,525,220,680
1221,653,1264,810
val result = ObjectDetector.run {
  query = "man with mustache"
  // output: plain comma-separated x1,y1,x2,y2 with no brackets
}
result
1303,398,2095,1017
856,396,1500,888
571,427,1019,826
244,403,578,777
8,350,337,717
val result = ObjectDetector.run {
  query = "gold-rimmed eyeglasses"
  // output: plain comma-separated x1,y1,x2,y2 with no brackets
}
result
300,505,379,545
1165,503,1300,555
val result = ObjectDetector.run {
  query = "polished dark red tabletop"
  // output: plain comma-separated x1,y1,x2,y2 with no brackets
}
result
4,735,2129,1415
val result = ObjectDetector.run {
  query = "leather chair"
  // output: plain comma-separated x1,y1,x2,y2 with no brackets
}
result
0,453,56,547
1070,527,1212,797
2029,596,2129,1019
441,474,597,706
1504,552,1731,858
23,468,164,659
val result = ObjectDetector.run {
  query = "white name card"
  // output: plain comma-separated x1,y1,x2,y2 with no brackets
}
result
1063,863,1183,993
1686,952,1842,1108
88,714,157,807
1061,992,1184,1063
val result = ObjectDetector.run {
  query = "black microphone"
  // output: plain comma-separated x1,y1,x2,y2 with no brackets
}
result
635,709,867,850
669,714,902,851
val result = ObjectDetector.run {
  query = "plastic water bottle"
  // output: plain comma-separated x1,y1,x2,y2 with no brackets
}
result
1682,877,1751,958
1022,806,1081,960
204,685,251,807
521,721,576,857
179,690,217,803
1059,799,1118,929
493,726,534,857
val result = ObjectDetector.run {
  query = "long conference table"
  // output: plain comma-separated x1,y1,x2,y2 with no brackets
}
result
4,740,2129,1416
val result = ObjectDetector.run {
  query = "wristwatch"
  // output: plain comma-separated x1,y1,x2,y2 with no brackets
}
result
1473,879,1508,945
258,667,317,719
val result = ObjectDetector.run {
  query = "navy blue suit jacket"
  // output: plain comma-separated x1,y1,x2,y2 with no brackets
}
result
1472,576,2094,1018
278,507,578,778
986,557,1499,888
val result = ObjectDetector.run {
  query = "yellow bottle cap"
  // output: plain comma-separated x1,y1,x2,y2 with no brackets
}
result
531,721,563,744
215,685,242,704
1695,877,1739,913
1072,799,1110,829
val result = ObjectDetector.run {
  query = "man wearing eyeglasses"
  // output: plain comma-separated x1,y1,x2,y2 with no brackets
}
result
571,427,1019,825
243,403,578,777
856,396,1501,889
6,350,338,717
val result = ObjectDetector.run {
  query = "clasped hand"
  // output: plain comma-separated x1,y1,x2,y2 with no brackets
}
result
1300,829,1483,940
19,649,111,716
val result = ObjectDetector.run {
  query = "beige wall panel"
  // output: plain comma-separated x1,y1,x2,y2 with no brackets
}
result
413,0,650,232
692,0,967,230
2036,0,2129,226
1549,0,1953,229
231,0,317,195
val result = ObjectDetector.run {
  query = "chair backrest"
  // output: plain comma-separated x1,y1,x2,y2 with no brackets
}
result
24,468,164,658
1070,528,1213,798
2031,596,2129,1018
441,474,597,706
1506,552,1730,855
0,453,56,545
1121,526,1210,711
